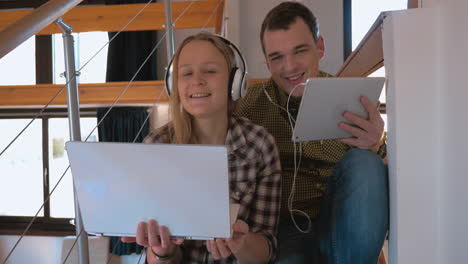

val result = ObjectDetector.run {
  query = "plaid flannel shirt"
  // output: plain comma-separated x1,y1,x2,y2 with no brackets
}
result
143,116,281,263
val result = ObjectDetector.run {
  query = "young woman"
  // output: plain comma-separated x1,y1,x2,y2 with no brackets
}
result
123,32,281,264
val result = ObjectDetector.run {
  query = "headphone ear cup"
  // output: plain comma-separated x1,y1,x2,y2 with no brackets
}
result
164,58,174,96
230,68,244,101
239,71,247,98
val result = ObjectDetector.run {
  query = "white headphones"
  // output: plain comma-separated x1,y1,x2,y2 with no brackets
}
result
164,35,248,101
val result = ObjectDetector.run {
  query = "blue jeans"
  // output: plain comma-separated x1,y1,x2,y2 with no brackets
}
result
275,149,389,264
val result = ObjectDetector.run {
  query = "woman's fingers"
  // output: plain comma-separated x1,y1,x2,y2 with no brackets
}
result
147,219,161,247
136,221,148,246
215,239,232,258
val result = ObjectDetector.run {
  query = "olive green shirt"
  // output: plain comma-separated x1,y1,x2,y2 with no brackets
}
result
234,73,350,221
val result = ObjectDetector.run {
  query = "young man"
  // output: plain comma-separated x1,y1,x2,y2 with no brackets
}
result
235,2,388,264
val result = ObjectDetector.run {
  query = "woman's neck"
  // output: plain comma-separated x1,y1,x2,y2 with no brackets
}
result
193,114,229,145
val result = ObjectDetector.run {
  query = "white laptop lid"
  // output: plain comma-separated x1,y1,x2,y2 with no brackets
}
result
293,77,385,142
66,141,231,240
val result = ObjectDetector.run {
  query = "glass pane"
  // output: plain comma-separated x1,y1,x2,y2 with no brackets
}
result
0,36,36,85
49,117,99,218
368,67,386,103
0,119,43,216
352,0,407,50
54,32,108,84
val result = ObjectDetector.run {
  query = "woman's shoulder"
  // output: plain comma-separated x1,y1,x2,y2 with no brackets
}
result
230,116,276,147
143,123,173,144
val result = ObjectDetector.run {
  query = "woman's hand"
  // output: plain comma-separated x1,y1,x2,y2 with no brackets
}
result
135,219,184,259
206,219,249,260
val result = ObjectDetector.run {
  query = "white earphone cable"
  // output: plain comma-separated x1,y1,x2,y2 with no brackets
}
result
262,80,312,233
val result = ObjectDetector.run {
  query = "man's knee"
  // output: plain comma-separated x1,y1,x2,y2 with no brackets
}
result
335,148,387,187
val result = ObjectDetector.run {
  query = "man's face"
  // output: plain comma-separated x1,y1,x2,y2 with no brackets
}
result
263,18,324,97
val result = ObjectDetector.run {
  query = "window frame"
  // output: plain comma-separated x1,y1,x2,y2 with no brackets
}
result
343,0,352,60
0,108,97,236
0,0,106,236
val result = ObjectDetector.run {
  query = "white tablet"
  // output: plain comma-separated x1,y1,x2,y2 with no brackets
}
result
292,77,385,142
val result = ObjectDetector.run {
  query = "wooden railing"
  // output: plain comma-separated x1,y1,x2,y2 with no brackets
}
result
337,12,387,77
0,0,83,59
0,79,268,107
0,1,222,35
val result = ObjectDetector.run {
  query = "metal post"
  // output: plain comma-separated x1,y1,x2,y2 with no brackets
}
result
164,0,175,61
56,18,90,264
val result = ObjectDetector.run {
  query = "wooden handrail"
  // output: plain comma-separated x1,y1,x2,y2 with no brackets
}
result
0,79,265,107
0,1,223,60
337,0,417,77
336,12,387,77
0,1,220,35
0,81,167,107
0,0,83,59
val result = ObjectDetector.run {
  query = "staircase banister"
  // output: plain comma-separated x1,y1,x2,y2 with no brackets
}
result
0,0,83,60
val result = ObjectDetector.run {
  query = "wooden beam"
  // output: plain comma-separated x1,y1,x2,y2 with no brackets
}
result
337,12,387,77
0,81,169,107
0,1,219,35
0,79,267,107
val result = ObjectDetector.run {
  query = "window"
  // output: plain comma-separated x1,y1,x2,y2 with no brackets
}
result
48,117,98,218
0,36,36,85
53,32,109,84
0,1,109,235
0,111,98,234
352,0,407,51
0,119,43,216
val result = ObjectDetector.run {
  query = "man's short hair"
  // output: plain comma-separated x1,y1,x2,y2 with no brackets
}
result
260,1,319,54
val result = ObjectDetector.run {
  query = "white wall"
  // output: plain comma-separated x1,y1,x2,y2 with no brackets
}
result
384,8,443,264
439,0,468,262
383,2,468,263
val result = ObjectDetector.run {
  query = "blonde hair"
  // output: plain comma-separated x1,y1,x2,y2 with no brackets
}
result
169,32,235,144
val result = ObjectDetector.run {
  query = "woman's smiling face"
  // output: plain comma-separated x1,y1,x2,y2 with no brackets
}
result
177,40,230,119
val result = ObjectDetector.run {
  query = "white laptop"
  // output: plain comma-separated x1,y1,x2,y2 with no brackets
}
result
66,141,232,240
292,77,385,142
